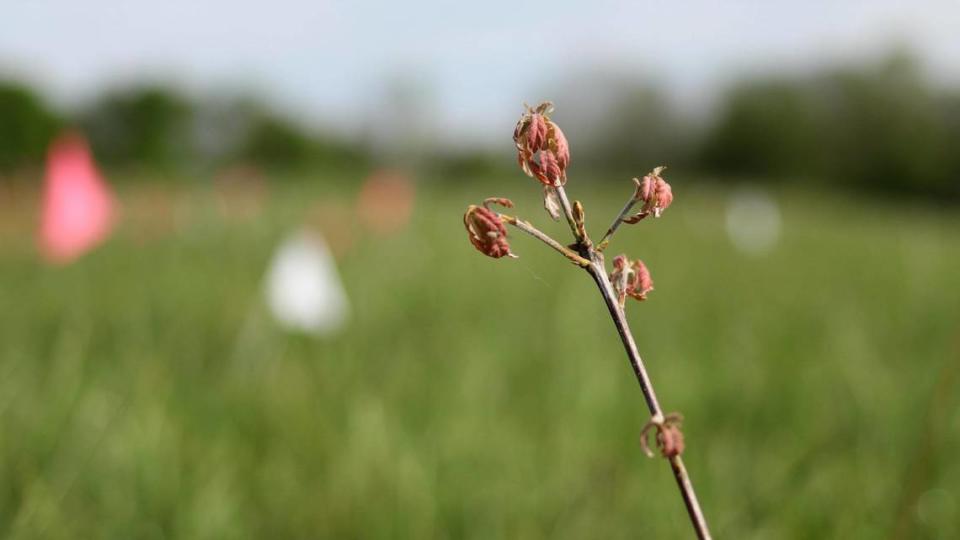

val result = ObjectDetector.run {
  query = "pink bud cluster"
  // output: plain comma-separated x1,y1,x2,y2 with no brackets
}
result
610,255,654,305
513,102,570,186
463,202,513,258
636,167,673,218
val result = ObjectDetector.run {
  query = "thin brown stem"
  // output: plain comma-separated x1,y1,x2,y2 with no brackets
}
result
589,260,662,411
587,258,712,540
553,183,586,245
500,214,590,267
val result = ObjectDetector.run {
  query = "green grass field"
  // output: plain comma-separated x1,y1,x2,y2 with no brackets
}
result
1,178,959,538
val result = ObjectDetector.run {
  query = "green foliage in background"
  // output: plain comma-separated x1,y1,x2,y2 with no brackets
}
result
78,85,194,171
0,180,958,538
0,84,367,178
700,81,822,178
0,81,61,172
233,106,368,172
700,52,960,197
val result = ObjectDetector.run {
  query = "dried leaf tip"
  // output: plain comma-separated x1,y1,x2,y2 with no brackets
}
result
542,186,562,221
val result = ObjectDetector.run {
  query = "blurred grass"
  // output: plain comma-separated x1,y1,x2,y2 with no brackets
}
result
1,176,959,539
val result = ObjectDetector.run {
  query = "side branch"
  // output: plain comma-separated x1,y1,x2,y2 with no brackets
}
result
501,214,590,267
597,179,645,252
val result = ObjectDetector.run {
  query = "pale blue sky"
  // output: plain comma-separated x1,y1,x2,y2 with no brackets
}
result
3,0,959,143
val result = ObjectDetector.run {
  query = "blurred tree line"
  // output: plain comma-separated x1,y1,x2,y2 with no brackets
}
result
0,51,958,198
0,81,366,177
700,52,960,198
0,83,61,171
558,51,960,200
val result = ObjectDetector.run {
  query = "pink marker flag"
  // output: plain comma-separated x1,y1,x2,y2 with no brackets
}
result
39,132,116,264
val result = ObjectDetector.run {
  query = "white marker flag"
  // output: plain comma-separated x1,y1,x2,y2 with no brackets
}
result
264,231,350,336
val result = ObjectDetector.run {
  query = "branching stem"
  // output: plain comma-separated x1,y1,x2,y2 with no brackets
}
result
486,111,706,536
520,182,712,539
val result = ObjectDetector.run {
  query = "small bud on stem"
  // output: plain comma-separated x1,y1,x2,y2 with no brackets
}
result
572,200,589,244
641,412,686,459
